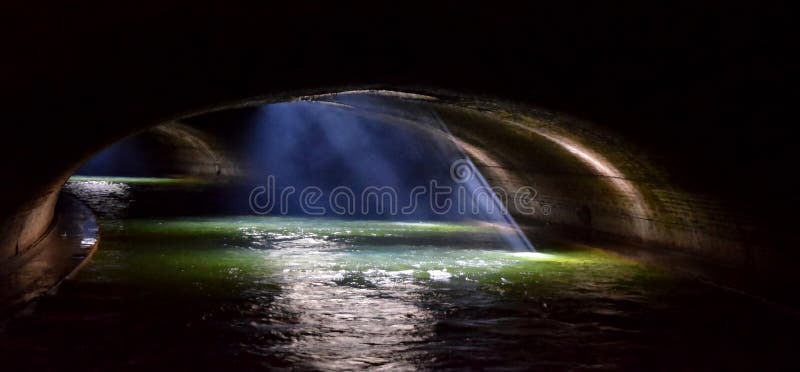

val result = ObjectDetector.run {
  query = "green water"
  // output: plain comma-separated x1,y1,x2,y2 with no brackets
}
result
72,215,662,370
2,177,796,371
86,216,659,299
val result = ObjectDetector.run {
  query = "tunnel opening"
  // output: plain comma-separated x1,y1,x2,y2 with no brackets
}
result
65,90,665,252
67,91,538,252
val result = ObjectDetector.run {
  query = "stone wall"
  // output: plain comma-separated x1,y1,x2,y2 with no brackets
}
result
0,184,60,266
436,103,754,270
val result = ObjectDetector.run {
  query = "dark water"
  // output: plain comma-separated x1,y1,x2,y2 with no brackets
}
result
1,177,798,371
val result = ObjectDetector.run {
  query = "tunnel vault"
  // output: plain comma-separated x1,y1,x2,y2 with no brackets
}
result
0,89,769,289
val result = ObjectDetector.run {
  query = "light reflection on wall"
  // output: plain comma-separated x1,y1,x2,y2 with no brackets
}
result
507,122,653,240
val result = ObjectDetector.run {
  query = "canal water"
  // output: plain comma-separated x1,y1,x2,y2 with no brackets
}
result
1,177,797,371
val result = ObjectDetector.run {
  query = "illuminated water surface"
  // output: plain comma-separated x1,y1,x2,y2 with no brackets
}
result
2,177,796,371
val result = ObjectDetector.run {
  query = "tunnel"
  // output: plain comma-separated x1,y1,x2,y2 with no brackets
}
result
1,3,795,371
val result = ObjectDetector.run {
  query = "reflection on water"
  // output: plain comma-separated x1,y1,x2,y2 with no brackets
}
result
63,178,132,219
2,178,798,371
264,242,433,370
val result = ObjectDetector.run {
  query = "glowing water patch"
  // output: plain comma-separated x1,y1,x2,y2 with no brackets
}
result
108,217,495,240
68,175,197,185
427,270,452,281
509,251,557,260
80,237,98,248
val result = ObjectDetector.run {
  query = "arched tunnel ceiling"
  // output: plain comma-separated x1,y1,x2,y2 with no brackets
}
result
0,3,794,285
0,87,791,274
50,90,759,270
2,2,791,211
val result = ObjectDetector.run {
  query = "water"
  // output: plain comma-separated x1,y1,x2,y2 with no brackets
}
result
1,177,798,371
